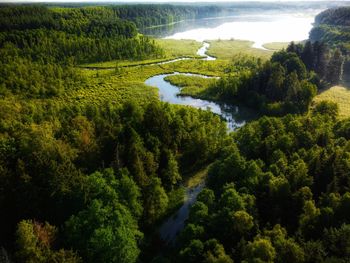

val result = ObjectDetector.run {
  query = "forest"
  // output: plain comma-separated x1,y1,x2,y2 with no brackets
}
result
0,4,228,262
192,41,343,116
171,101,350,263
0,3,350,263
0,6,163,63
310,6,350,81
111,5,222,29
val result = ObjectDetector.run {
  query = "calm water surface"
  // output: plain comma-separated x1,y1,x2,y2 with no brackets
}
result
145,70,256,131
154,11,321,49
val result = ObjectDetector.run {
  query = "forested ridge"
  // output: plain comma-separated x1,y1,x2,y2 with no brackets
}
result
310,7,350,81
310,7,350,53
193,41,343,116
112,5,222,29
1,4,350,263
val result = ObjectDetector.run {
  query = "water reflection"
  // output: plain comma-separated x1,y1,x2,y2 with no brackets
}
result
142,11,322,49
145,71,256,131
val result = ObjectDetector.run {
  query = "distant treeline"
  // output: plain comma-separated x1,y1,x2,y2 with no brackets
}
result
310,7,350,51
310,6,350,81
112,4,222,28
0,6,163,63
314,7,350,26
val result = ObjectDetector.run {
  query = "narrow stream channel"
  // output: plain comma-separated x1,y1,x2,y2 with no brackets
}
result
144,42,254,244
145,72,246,131
145,42,254,131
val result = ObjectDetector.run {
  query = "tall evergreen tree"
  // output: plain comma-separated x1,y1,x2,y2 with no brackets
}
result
326,49,344,84
301,41,314,70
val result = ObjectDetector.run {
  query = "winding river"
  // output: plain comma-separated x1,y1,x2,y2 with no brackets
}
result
145,42,255,131
144,42,255,244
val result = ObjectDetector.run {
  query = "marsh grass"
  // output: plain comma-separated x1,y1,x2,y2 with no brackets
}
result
56,38,288,108
206,39,274,60
263,42,290,50
314,85,350,118
155,39,203,58
164,75,216,98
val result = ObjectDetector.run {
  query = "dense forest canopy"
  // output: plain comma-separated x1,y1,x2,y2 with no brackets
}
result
111,4,222,28
310,7,350,52
0,3,350,263
0,5,163,63
0,4,230,263
204,41,343,116
314,7,350,26
173,104,350,263
310,6,350,81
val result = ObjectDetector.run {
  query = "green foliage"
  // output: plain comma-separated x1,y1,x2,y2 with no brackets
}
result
179,239,232,263
3,4,350,263
313,101,339,120
144,177,169,225
177,112,350,262
0,44,84,98
0,98,228,259
207,44,322,115
243,238,276,263
65,199,142,263
16,220,81,263
0,6,163,64
309,7,350,83
112,4,222,29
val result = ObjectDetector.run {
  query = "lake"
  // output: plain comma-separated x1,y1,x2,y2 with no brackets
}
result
145,10,323,49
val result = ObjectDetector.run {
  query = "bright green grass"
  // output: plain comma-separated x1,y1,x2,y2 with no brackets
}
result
207,40,274,60
164,75,216,98
160,59,228,77
81,57,180,69
61,56,227,107
155,39,202,58
62,38,281,108
314,85,350,119
263,42,290,51
60,78,159,107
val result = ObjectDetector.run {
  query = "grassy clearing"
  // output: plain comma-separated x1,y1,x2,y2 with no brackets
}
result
62,38,283,108
80,57,181,69
314,85,350,119
62,54,227,107
57,67,159,107
207,39,273,60
160,59,228,77
164,75,216,97
60,78,159,107
263,42,290,51
155,39,202,58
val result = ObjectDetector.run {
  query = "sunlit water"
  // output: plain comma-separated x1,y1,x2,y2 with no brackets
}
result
145,71,255,131
197,42,216,60
164,13,317,49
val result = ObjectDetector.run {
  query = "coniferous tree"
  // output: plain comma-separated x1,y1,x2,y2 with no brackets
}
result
326,49,344,84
